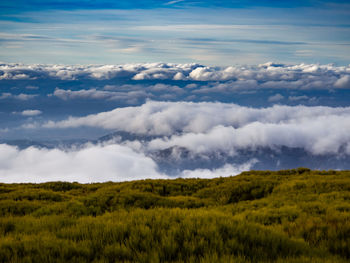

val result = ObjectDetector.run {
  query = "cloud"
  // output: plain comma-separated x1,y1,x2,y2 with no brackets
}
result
0,142,257,183
52,88,150,103
149,84,184,94
16,93,38,100
49,84,186,103
131,63,198,80
14,110,42,116
147,117,350,155
1,63,349,91
41,101,350,155
42,101,252,134
0,92,38,100
183,37,306,46
180,161,257,179
0,63,197,81
0,63,138,80
0,72,32,80
0,143,166,183
53,88,118,100
334,75,350,89
268,93,284,102
164,0,185,6
21,110,42,116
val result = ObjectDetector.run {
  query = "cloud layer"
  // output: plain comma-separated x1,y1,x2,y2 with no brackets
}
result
0,143,165,183
41,101,350,156
1,62,350,90
3,99,349,182
1,63,350,182
0,143,256,183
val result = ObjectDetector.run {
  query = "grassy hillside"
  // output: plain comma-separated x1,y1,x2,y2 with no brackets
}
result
0,168,350,262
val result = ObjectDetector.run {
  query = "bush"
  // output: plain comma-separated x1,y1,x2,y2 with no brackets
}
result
0,169,349,262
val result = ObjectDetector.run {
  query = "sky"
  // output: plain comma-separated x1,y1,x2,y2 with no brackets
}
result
0,0,349,65
0,1,350,182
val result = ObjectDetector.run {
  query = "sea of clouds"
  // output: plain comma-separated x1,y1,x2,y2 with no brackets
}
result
1,100,350,182
0,62,350,182
1,61,349,87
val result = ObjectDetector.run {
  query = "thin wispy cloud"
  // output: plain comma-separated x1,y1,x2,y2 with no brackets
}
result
0,1,349,64
13,110,42,116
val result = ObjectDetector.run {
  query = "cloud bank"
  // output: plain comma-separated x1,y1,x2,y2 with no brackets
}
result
0,143,256,183
0,143,165,183
1,62,349,91
41,101,350,156
4,96,349,182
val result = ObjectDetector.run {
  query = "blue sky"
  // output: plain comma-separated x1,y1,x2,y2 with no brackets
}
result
0,0,349,65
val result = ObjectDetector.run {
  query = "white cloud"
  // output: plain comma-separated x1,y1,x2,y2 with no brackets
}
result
0,93,38,100
131,63,197,80
0,72,32,80
53,88,115,100
16,93,38,100
0,63,349,91
42,101,252,134
164,0,185,6
288,95,309,101
335,75,350,89
180,160,257,179
40,101,350,156
147,116,350,155
268,93,284,102
0,142,258,183
149,84,184,94
21,110,42,116
0,143,166,183
13,110,42,116
52,88,149,102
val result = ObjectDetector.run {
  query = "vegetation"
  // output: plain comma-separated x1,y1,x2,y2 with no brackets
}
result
0,168,350,262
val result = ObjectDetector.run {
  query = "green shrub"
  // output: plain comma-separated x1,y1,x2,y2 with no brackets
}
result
0,169,349,262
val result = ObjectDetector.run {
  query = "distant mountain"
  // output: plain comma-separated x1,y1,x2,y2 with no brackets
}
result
97,131,161,143
0,139,89,149
150,146,350,174
97,132,350,174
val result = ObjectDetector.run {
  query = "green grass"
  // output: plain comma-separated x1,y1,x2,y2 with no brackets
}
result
0,168,349,262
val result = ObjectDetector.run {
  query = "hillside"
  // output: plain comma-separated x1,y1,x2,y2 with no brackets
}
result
0,168,350,262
